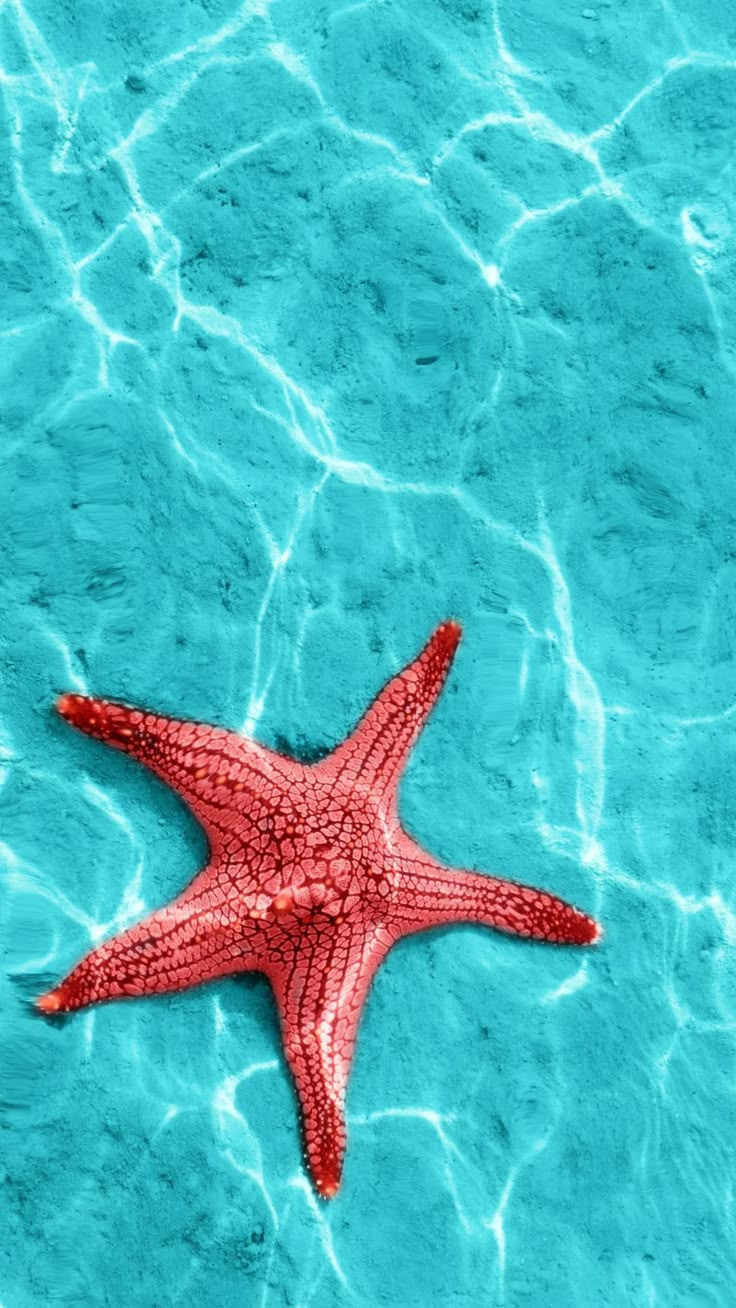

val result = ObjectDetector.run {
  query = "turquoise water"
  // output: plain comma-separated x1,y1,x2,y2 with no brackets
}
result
2,1,736,1303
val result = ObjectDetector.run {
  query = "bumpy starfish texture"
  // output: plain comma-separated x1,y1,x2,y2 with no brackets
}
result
38,622,599,1198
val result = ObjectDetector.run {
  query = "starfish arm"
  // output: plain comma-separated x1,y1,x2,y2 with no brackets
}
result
391,854,600,946
56,694,298,848
330,621,462,807
36,887,264,1013
271,925,391,1199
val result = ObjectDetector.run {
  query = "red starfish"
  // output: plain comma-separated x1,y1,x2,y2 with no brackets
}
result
37,621,599,1198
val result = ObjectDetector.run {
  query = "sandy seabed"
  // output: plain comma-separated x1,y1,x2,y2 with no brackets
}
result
2,2,736,1305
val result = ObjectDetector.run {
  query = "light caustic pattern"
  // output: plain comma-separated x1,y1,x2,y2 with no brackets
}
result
1,0,736,1305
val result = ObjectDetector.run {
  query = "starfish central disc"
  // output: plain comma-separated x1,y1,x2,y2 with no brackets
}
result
38,621,599,1198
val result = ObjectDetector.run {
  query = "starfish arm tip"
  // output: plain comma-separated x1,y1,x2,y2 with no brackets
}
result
35,988,62,1014
436,619,462,652
56,695,156,758
56,693,125,741
56,692,78,719
305,1133,344,1200
35,973,90,1013
315,1173,341,1200
561,908,600,947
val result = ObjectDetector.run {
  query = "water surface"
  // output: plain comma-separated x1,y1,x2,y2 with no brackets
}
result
2,2,736,1304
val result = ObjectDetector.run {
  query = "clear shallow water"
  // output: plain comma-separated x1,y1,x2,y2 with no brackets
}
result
2,1,736,1303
